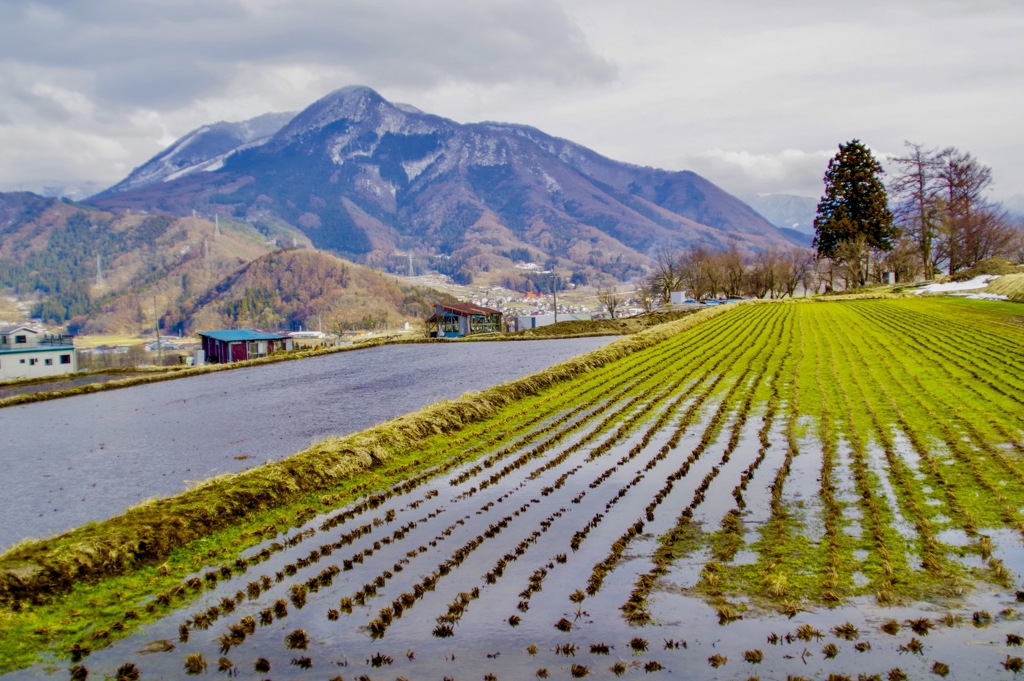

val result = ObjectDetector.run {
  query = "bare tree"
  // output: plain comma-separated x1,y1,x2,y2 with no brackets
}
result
720,242,746,298
880,236,919,285
748,249,780,298
775,248,815,298
962,206,1015,267
597,288,621,319
679,246,710,300
649,246,685,302
935,148,1004,274
634,282,657,313
1008,220,1024,264
831,237,873,290
889,141,941,280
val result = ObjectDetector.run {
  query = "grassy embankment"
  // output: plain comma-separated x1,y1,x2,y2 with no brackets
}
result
0,305,728,671
985,272,1024,302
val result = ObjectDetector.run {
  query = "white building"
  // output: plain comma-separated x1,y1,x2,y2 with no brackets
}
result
514,313,592,332
0,326,78,380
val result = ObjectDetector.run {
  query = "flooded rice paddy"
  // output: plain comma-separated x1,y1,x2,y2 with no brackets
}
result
0,338,614,551
6,298,1024,680
6,382,1022,680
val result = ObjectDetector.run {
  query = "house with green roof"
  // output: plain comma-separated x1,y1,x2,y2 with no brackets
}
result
197,329,293,364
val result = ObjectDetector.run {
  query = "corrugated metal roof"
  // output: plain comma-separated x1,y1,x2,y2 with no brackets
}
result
436,302,502,316
198,329,286,342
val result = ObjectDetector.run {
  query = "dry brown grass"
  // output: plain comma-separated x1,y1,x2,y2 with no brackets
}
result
984,272,1024,302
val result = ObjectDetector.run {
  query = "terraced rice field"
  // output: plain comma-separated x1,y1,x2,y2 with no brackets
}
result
6,297,1024,680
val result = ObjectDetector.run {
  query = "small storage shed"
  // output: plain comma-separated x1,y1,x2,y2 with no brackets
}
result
198,329,292,364
427,302,503,338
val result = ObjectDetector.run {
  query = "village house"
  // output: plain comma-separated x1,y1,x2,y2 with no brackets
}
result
197,329,293,364
426,302,503,338
0,325,77,380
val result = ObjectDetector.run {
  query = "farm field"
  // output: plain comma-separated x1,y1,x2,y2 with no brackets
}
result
4,297,1024,680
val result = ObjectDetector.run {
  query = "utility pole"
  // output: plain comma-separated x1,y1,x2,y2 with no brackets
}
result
153,296,162,366
551,272,558,323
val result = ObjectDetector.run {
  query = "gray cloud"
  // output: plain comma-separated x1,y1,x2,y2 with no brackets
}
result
0,0,614,109
0,0,616,189
1,0,1021,205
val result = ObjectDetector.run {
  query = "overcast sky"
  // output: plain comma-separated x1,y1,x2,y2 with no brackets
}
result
1,0,1021,202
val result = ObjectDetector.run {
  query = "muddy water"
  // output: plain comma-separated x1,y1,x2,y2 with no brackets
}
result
0,337,615,551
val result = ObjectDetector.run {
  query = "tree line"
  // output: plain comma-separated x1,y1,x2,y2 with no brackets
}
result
646,139,1022,302
640,243,817,306
814,139,1022,288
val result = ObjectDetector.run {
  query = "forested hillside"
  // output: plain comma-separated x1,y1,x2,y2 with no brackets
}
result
0,192,443,335
180,249,443,333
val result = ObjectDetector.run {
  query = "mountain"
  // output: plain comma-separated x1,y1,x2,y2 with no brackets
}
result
104,112,295,194
90,86,801,283
741,193,818,234
0,192,442,335
1002,194,1024,220
0,181,108,201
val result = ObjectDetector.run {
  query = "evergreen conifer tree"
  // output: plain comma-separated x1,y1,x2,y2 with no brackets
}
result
813,140,895,285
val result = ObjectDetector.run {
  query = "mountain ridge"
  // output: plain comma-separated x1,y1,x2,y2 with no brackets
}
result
89,86,803,283
104,112,296,195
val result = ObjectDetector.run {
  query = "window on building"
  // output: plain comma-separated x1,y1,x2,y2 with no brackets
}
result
45,358,53,365
20,359,26,364
60,354,72,364
15,335,27,344
29,358,37,365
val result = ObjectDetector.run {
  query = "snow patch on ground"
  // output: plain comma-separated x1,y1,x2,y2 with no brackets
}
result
909,275,998,295
955,292,1010,300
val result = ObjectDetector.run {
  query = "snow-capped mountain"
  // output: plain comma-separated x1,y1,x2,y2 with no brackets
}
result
91,86,799,278
104,112,295,194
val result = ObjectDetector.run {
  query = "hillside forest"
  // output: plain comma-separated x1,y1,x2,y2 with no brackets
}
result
0,193,443,336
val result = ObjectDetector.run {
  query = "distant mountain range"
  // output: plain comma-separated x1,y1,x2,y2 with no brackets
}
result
741,194,817,234
1002,194,1024,220
89,85,805,283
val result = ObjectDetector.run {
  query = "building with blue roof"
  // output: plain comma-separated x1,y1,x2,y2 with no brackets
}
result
198,329,293,364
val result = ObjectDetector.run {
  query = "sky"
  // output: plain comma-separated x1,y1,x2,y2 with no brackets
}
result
0,0,1021,204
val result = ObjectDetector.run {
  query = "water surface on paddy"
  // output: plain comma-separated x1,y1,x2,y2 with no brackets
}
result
0,337,616,550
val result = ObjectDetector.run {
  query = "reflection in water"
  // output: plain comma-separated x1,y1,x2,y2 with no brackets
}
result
0,338,615,550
